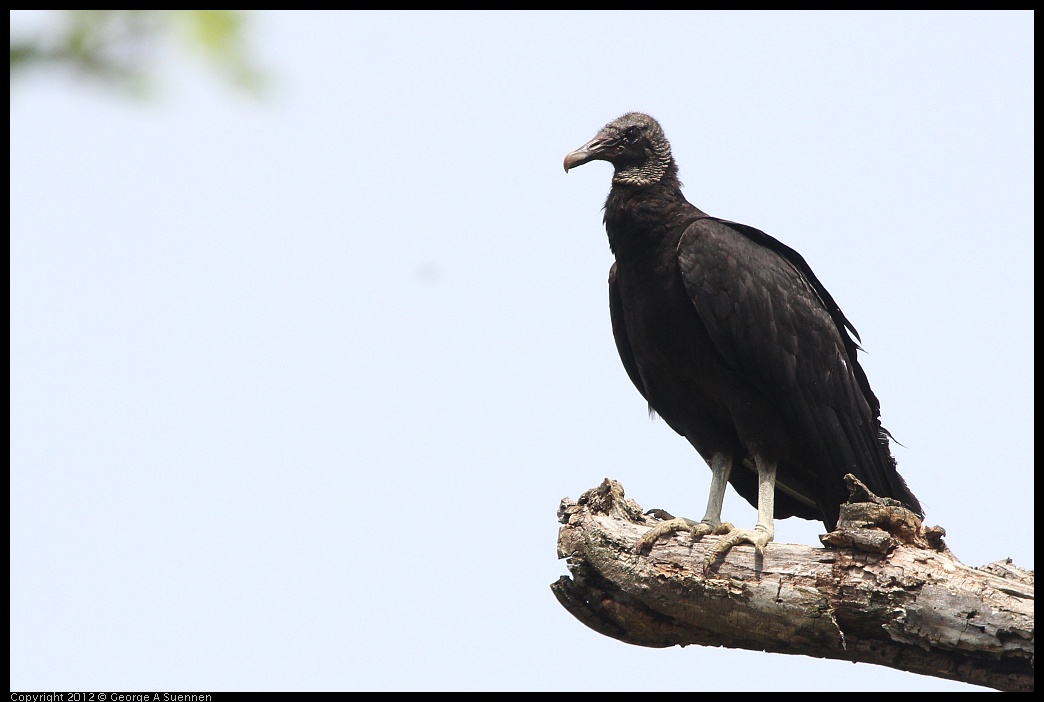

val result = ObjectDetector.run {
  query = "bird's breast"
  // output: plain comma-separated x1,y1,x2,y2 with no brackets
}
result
614,251,721,409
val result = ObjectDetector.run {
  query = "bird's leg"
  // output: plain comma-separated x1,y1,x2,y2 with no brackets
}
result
704,459,776,571
695,451,733,534
635,453,734,554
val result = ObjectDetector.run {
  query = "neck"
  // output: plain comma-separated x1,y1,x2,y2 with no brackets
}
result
604,165,691,256
611,141,674,186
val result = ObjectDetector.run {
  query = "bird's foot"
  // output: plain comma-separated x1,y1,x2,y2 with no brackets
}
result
703,525,773,573
634,517,732,554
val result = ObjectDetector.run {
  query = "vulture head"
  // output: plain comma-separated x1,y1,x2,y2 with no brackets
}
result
563,112,673,186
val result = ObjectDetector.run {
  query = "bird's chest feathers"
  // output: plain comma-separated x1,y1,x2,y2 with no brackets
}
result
614,247,708,387
606,187,719,396
604,191,675,255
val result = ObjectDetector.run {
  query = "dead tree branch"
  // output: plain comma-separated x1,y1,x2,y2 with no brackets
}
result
552,479,1033,692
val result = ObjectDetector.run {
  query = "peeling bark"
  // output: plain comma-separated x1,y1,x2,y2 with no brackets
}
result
553,479,1033,692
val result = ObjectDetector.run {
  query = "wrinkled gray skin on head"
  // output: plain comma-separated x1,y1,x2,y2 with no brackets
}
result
563,112,673,186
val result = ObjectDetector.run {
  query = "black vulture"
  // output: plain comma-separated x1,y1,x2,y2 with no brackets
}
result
563,112,922,565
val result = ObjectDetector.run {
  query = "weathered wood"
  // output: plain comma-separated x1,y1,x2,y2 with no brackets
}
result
553,479,1033,692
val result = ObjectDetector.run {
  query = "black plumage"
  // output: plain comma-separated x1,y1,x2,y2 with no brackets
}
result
564,112,921,559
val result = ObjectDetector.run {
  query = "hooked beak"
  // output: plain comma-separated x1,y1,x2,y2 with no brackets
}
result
563,135,609,172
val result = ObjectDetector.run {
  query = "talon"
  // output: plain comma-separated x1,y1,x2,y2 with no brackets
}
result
712,521,734,536
635,517,704,554
702,526,773,572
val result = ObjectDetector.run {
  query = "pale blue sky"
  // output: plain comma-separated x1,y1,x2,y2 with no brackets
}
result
11,10,1033,691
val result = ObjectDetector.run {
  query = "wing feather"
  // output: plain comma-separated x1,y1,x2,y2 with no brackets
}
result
675,218,915,519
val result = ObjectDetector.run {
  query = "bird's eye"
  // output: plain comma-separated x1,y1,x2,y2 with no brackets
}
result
623,126,640,144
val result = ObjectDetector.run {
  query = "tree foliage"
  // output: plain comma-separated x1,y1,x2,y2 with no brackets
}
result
10,10,263,95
